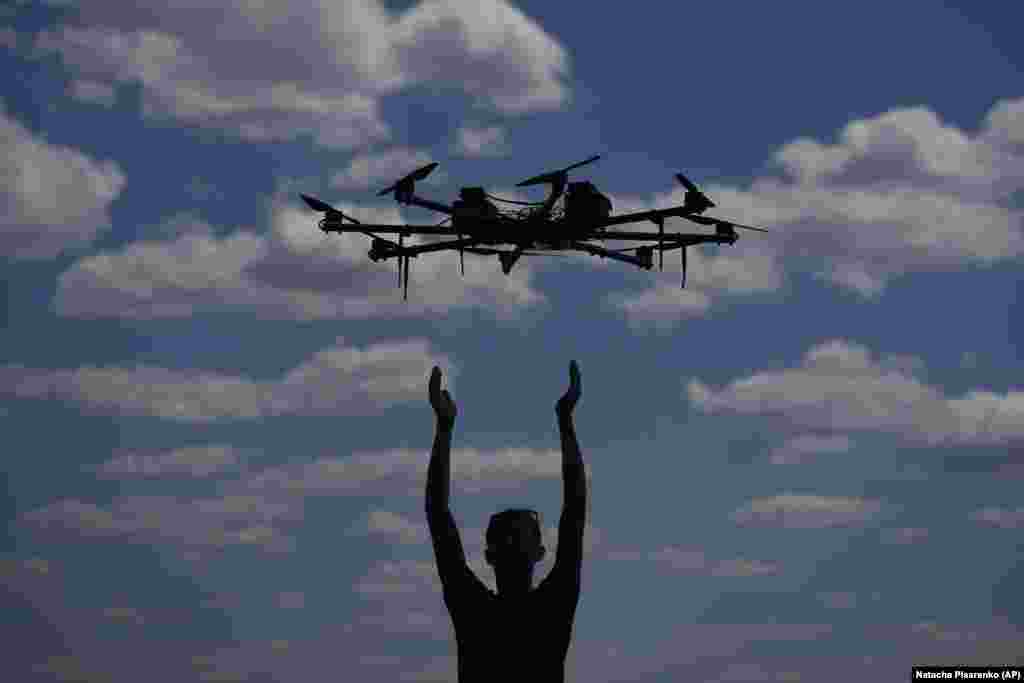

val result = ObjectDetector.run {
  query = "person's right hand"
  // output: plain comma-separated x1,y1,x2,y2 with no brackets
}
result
555,360,581,419
429,366,457,425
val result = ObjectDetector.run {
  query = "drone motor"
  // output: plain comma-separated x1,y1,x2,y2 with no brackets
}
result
565,182,612,225
452,187,499,230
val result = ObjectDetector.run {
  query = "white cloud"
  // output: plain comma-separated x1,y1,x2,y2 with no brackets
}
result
730,494,883,528
607,285,712,330
92,445,242,478
769,434,853,464
238,447,573,498
607,546,780,577
985,97,1024,148
32,0,569,148
355,559,439,597
969,506,1024,529
606,98,1024,324
347,508,429,545
1,336,455,421
23,494,300,554
55,204,545,320
688,339,1024,447
330,147,435,189
68,79,117,105
0,103,126,259
452,125,507,157
389,1,569,113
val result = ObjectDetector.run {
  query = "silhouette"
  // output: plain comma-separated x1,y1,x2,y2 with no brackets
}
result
301,156,769,299
425,361,585,683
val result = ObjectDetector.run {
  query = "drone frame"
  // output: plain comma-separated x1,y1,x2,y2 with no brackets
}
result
300,156,768,300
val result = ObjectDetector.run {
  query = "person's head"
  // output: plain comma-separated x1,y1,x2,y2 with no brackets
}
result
484,508,545,569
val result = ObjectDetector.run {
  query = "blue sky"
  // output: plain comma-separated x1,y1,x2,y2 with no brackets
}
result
2,1,1023,680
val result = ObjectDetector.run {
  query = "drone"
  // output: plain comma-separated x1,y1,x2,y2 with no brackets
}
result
300,155,768,300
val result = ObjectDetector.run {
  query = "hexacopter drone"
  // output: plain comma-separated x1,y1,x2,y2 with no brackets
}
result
301,155,768,299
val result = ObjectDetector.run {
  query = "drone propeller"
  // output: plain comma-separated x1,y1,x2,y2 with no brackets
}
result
376,162,439,197
301,194,333,213
674,173,716,212
684,214,770,233
301,194,360,223
515,155,601,187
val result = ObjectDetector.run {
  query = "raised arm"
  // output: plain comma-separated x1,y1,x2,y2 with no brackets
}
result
425,368,468,590
554,361,586,579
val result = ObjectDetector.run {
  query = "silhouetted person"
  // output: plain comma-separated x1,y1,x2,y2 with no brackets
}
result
425,361,586,683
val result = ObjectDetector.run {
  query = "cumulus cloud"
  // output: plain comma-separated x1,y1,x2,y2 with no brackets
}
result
32,0,569,147
39,445,583,566
347,508,429,545
769,434,853,464
730,494,883,529
92,445,242,478
607,546,780,577
355,559,440,597
23,494,301,554
607,98,1024,324
237,447,575,498
0,103,125,259
330,147,435,189
68,79,117,105
688,339,1024,447
0,336,455,421
969,506,1024,529
452,125,507,157
54,203,545,320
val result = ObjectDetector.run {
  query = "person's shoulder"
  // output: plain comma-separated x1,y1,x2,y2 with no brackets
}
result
446,564,493,603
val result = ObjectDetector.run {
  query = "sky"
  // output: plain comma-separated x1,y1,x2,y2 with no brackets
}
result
2,1,1023,681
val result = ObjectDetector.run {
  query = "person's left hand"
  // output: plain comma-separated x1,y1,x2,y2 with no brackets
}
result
555,360,581,419
429,366,457,425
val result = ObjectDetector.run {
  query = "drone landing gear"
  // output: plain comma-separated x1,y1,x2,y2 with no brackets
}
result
680,245,687,289
395,233,414,301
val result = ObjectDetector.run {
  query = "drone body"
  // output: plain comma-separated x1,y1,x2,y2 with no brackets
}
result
300,155,767,300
